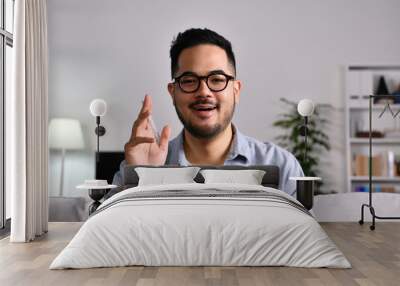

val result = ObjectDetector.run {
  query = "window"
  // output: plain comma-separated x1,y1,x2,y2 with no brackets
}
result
1,0,14,230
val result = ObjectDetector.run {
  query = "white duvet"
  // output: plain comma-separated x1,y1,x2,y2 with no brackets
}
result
50,183,351,269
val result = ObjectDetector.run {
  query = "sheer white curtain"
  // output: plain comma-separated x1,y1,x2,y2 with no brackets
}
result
8,0,49,242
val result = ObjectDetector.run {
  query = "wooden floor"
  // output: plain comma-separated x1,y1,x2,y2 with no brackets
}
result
1,222,400,286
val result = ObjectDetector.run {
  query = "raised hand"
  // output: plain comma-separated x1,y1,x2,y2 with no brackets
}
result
124,95,171,166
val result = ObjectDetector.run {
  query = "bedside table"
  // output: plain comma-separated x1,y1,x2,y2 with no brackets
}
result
289,177,321,210
77,180,117,215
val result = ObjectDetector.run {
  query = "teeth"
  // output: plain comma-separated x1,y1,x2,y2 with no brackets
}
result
193,105,216,111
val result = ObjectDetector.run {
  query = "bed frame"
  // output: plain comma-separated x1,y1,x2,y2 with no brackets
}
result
93,151,285,214
123,164,280,189
95,151,125,184
95,151,281,189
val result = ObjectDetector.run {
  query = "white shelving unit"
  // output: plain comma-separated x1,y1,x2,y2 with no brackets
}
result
345,66,400,193
349,104,400,111
350,176,400,182
350,138,400,144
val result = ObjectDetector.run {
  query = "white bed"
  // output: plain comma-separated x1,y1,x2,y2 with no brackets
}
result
50,183,350,269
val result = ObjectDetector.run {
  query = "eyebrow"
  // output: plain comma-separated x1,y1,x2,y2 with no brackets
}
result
176,69,230,77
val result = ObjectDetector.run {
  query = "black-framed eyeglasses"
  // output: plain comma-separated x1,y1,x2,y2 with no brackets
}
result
173,72,235,93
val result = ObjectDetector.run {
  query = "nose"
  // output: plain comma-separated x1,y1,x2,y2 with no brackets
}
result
196,78,212,97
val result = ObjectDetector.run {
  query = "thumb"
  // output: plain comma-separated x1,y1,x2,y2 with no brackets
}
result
159,125,171,152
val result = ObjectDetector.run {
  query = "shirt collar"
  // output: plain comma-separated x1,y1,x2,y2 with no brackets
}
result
175,124,250,165
226,124,249,162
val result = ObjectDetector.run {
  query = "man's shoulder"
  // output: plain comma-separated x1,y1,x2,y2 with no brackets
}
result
239,133,303,194
239,133,297,163
263,140,298,161
242,135,303,180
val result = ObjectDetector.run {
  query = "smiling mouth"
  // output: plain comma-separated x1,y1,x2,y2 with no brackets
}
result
190,104,218,118
192,105,217,111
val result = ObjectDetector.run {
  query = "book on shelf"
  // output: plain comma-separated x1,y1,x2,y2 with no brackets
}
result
353,151,398,177
354,185,399,193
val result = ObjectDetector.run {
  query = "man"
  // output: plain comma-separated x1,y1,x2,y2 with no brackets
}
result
112,28,303,196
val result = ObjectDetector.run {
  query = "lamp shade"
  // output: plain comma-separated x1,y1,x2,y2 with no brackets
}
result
49,118,85,150
89,99,107,117
297,99,315,117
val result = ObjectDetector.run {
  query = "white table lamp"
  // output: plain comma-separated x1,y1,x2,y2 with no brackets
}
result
49,118,84,196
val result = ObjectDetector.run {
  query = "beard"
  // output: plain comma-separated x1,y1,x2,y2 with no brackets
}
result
174,99,235,139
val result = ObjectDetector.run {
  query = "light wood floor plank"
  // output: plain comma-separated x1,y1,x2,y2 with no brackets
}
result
1,222,400,286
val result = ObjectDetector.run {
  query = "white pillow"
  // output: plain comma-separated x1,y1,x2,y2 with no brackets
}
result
200,169,266,185
135,167,200,186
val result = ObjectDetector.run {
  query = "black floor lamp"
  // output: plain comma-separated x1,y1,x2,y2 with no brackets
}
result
76,99,116,215
290,99,321,210
89,99,107,164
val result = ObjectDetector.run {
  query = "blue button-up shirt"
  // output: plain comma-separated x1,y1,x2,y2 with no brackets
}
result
112,125,304,196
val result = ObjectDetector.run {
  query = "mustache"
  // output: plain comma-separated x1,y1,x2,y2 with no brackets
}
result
189,100,219,109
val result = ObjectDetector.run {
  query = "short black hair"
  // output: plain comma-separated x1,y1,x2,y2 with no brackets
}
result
169,28,236,79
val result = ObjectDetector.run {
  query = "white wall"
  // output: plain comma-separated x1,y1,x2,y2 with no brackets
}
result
47,0,400,196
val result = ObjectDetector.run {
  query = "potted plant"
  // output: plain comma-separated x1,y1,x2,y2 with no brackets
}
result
273,98,331,192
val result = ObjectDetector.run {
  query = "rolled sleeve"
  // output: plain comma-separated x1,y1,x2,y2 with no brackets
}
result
280,154,304,197
112,160,127,186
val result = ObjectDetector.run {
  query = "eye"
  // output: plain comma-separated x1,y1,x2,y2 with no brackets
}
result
180,76,198,85
212,78,225,83
209,75,226,83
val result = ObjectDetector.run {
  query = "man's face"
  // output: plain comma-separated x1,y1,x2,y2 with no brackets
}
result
168,44,241,139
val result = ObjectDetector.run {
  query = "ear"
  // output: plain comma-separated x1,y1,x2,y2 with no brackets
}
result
233,80,242,104
167,83,175,103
